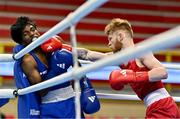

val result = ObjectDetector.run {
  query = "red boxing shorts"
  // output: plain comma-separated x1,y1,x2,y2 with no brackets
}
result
146,97,180,118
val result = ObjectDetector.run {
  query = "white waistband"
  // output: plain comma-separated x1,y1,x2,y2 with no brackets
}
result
143,88,170,107
42,86,75,104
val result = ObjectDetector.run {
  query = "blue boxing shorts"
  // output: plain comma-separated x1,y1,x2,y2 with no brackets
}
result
40,97,76,118
40,86,85,118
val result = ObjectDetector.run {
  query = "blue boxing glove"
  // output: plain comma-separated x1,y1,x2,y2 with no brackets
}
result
44,49,73,90
49,49,73,74
80,77,100,114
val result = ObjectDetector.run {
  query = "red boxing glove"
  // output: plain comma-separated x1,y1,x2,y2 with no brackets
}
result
41,36,62,53
109,69,149,90
62,44,72,52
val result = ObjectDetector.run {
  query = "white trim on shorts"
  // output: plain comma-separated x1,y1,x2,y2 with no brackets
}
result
143,88,170,107
42,86,75,104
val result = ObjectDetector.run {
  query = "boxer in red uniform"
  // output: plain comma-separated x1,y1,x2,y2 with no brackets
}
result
77,18,180,118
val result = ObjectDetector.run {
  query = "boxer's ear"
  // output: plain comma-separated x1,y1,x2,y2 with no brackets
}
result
117,31,124,42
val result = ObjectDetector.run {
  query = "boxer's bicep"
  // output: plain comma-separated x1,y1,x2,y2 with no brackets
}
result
21,55,42,85
141,53,168,82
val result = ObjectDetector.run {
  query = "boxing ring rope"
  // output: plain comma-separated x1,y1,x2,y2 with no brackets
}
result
97,93,180,102
79,60,180,70
163,62,180,70
70,24,81,118
98,93,139,101
0,54,14,62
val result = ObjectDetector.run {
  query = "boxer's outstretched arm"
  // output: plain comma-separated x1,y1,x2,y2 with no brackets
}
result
77,48,111,61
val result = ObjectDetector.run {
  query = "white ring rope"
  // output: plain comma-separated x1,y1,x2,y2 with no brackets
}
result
1,25,180,99
0,0,108,62
1,89,180,103
0,57,180,70
0,54,13,62
162,62,180,70
97,93,139,101
79,60,180,70
70,25,81,119
97,93,180,102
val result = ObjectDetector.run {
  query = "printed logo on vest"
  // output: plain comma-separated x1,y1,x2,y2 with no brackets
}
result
40,70,47,76
30,109,40,116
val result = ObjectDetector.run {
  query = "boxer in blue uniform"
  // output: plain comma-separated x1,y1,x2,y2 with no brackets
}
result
13,45,41,118
10,16,78,118
11,16,100,118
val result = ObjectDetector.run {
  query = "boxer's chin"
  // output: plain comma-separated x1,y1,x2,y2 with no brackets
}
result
113,46,122,53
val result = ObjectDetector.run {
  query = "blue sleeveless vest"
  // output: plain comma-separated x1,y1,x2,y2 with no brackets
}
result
13,45,45,118
13,45,73,118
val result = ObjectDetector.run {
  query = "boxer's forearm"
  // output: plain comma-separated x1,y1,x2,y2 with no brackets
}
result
77,48,108,61
148,67,168,82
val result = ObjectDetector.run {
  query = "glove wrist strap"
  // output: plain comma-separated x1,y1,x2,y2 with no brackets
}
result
135,72,149,83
